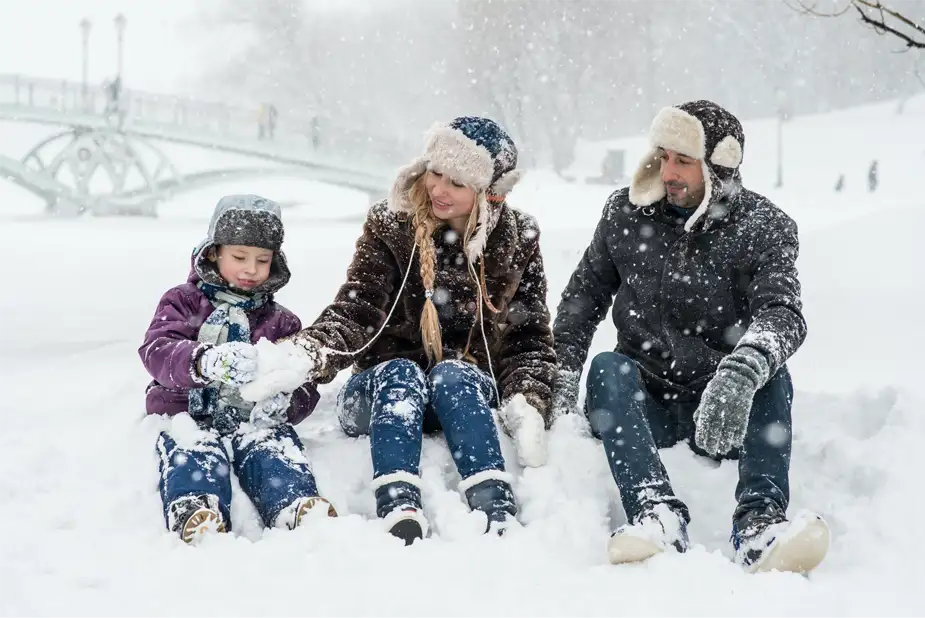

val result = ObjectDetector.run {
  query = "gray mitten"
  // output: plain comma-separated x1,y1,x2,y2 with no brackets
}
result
693,346,770,456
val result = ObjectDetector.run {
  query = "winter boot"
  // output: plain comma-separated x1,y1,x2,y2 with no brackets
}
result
275,496,338,530
608,502,690,565
167,494,226,544
461,475,518,536
372,473,429,546
732,506,829,574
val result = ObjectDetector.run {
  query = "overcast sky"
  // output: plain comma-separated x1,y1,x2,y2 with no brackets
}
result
0,0,212,94
0,0,379,97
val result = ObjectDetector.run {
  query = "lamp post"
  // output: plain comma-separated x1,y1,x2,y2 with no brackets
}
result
80,18,91,110
114,13,126,82
775,88,788,189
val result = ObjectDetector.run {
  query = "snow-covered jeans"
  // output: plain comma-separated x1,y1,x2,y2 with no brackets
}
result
156,423,320,530
338,358,515,522
585,351,793,527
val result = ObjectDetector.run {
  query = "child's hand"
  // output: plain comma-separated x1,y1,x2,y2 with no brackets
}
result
198,342,258,387
249,391,293,427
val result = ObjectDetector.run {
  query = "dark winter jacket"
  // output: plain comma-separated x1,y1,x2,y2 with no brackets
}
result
553,186,806,402
290,199,558,421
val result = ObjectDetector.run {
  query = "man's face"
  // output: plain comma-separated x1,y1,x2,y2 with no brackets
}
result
659,149,706,208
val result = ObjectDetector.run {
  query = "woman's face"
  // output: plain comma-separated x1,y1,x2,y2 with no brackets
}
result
424,169,476,225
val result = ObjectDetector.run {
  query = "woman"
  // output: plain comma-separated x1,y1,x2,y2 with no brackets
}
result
286,116,556,544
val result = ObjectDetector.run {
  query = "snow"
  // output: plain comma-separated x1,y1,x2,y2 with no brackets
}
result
383,399,418,425
3,97,925,616
164,412,219,452
238,338,315,402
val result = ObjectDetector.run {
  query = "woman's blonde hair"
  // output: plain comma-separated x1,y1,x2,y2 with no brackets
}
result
407,174,496,364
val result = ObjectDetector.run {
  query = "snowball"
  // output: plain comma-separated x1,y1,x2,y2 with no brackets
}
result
238,338,316,402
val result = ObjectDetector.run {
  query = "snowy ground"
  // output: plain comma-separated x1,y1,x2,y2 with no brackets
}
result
2,101,925,616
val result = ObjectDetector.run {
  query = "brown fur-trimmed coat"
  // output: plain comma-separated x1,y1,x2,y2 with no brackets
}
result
294,199,557,422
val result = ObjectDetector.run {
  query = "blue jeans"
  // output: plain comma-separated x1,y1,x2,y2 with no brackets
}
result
585,351,793,526
338,358,514,521
156,423,321,530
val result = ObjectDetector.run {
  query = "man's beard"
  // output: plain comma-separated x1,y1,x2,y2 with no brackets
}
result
665,182,703,208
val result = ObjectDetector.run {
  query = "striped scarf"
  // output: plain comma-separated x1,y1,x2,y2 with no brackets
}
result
188,282,268,435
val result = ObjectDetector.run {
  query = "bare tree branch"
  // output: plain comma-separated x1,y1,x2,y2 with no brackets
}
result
787,0,925,48
856,0,925,38
853,3,925,48
783,0,853,18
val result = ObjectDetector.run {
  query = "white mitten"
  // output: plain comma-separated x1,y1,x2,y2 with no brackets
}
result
239,337,322,402
498,393,548,468
198,341,258,386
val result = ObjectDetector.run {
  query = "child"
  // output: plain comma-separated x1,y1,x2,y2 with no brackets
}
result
139,194,336,544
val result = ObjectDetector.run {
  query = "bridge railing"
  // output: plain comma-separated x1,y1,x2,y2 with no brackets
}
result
0,74,416,169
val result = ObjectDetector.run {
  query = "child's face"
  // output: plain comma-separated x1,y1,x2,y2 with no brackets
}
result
214,245,273,291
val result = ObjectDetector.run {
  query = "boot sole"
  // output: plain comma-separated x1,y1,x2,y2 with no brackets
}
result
608,534,663,565
293,497,338,528
181,508,226,544
389,519,424,546
750,517,830,574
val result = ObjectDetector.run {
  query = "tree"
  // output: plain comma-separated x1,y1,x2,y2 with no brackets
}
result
200,0,313,106
788,1,924,50
197,0,925,171
195,0,459,163
455,0,630,173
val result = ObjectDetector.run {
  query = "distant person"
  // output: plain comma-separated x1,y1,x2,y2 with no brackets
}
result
258,105,267,140
267,103,278,140
310,115,320,150
868,159,879,193
138,195,336,543
552,100,829,574
103,76,121,115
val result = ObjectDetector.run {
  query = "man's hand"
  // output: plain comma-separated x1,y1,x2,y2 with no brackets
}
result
694,346,769,456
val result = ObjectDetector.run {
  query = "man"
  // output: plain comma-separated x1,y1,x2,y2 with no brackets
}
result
552,100,829,573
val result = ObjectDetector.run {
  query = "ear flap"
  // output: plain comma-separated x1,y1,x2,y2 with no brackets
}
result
466,190,491,263
683,160,716,233
710,135,743,169
389,157,427,214
628,149,665,207
192,239,226,288
490,169,523,197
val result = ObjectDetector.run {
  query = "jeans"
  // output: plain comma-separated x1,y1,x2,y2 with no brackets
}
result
585,351,792,525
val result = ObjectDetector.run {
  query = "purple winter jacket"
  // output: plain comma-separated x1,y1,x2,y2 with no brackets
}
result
138,268,320,425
